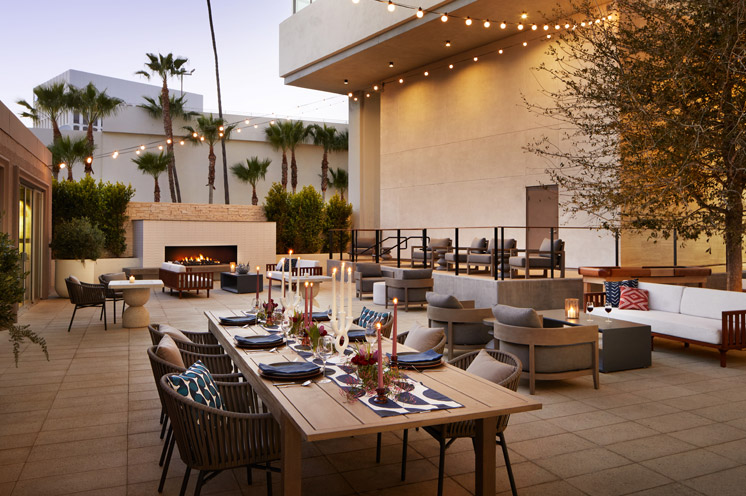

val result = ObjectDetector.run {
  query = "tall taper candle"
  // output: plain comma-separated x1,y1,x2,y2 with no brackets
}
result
340,263,346,315
376,322,384,390
347,267,353,318
255,266,260,304
392,298,398,360
295,258,301,300
304,282,309,327
331,268,337,320
287,250,293,297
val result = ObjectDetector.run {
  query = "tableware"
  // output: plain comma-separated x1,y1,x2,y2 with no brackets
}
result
586,301,594,322
604,301,612,322
259,361,321,380
274,380,313,388
317,335,335,384
234,335,284,349
392,350,444,370
364,324,377,345
220,315,257,326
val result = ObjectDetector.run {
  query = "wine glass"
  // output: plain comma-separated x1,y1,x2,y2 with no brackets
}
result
281,315,292,339
317,335,335,384
251,297,261,314
586,300,594,322
364,323,377,346
273,309,283,327
604,301,612,322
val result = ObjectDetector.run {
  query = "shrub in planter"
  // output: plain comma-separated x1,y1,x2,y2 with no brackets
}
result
50,218,105,262
323,193,352,253
287,186,325,254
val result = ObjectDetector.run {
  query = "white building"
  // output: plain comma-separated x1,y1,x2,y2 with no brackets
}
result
29,70,348,206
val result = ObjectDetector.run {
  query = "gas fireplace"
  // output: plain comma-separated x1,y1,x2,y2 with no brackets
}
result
164,245,237,266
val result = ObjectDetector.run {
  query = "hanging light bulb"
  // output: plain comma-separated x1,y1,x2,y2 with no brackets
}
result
200,136,205,141
483,19,491,28
387,1,395,12
523,41,528,46
218,132,224,137
192,132,198,138
517,23,524,30
347,92,353,97
244,119,250,124
441,13,448,22
366,93,370,97
498,49,504,54
445,40,451,47
135,151,140,156
531,24,538,30
112,151,118,159
59,163,66,169
424,71,429,76
352,0,360,3
389,61,394,68
565,23,571,29
465,17,472,26
521,12,528,19
416,7,423,18
344,79,349,84
140,145,146,150
448,64,454,69
473,56,478,62
218,126,224,131
180,140,185,145
158,145,163,150
547,34,552,38
543,24,549,30
86,157,92,164
166,138,172,144
353,97,358,101
500,21,507,29
373,85,379,91
236,128,241,133
398,78,404,83
581,21,586,27
254,124,258,128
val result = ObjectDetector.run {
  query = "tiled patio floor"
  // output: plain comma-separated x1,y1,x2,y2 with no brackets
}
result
2,283,746,495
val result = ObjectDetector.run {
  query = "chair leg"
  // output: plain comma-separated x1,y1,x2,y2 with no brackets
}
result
401,429,409,481
100,305,104,321
113,297,117,324
437,439,446,496
375,433,382,463
159,424,171,464
194,470,205,496
498,433,518,496
179,467,191,496
246,466,253,485
68,306,78,333
158,434,175,493
103,302,107,330
266,462,273,496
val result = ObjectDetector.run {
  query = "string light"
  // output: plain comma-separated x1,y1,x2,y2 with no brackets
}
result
270,120,275,124
353,97,358,101
565,23,571,28
236,128,241,133
523,41,528,46
373,85,379,90
441,13,448,22
498,49,503,54
555,24,560,29
112,151,118,159
500,21,506,29
517,23,524,30
59,163,66,169
366,93,370,97
86,157,93,164
254,124,258,128
180,140,185,145
543,24,549,30
399,78,404,83
465,16,472,26
218,132,224,137
448,63,454,69
347,92,353,97
547,34,552,39
531,24,537,30
473,56,478,61
424,71,429,76
387,1,395,12
416,7,423,18
445,40,451,47
352,0,360,3
344,79,349,84
158,145,163,150
483,20,490,28
389,61,394,68
244,119,250,124
192,132,198,138
140,145,146,150
218,126,224,131
166,138,172,144
521,12,528,19
135,150,140,155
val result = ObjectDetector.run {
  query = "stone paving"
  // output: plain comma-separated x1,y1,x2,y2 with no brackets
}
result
2,282,745,495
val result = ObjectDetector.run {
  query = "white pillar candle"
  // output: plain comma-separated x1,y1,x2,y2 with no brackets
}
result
332,267,337,320
348,267,353,318
295,258,301,299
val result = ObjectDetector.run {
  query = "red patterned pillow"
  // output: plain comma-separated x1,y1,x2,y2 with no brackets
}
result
619,286,649,311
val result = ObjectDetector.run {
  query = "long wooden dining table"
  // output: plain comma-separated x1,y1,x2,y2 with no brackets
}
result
206,310,542,495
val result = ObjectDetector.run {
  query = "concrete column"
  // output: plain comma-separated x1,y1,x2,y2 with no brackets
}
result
348,92,381,230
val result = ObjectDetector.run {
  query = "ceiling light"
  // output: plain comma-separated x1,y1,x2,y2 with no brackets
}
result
465,17,472,26
387,1,395,12
344,79,349,84
399,78,404,83
483,20,491,28
517,23,524,30
416,7,423,18
521,12,528,19
445,40,451,47
500,21,507,29
389,61,394,68
441,13,448,22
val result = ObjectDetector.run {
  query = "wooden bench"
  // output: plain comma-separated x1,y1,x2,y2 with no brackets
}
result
159,268,213,299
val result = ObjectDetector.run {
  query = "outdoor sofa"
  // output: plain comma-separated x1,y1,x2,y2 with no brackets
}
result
159,262,212,299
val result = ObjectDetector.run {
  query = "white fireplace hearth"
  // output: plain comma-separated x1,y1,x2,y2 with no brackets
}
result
133,220,275,268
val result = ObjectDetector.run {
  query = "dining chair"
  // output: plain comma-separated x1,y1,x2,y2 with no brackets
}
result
400,350,522,496
65,277,107,332
159,373,282,496
99,272,126,323
148,324,223,354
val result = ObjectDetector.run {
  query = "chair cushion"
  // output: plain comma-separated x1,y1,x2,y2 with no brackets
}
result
428,238,451,250
167,360,225,410
388,287,428,303
605,279,639,307
356,263,382,277
275,258,299,271
466,350,516,385
161,262,187,273
156,335,185,368
501,341,594,374
358,306,391,328
158,324,193,343
404,325,445,352
401,268,432,280
445,252,468,262
619,287,649,311
679,286,746,320
430,322,491,345
359,277,386,292
637,282,684,313
426,292,462,309
100,272,126,283
68,275,81,285
470,237,487,251
492,305,542,328
538,238,564,258
468,253,492,264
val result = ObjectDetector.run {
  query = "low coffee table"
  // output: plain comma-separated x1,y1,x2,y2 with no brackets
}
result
220,272,263,294
539,309,652,373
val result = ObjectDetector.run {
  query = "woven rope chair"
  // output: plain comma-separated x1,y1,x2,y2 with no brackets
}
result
99,273,126,323
402,350,522,496
147,346,242,493
148,324,223,354
396,330,447,355
65,278,107,332
159,374,282,496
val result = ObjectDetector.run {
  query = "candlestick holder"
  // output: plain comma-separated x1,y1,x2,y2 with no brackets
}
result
371,387,388,404
332,313,353,354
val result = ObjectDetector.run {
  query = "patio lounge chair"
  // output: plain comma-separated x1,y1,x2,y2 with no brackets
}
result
426,292,493,360
508,238,565,278
65,277,107,332
410,237,451,268
466,238,517,276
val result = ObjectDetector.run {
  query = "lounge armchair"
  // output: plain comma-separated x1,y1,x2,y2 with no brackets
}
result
426,292,493,360
444,237,486,271
350,236,392,260
65,277,107,333
509,238,565,278
384,268,434,311
491,304,598,394
466,238,517,276
410,237,451,268
354,263,386,299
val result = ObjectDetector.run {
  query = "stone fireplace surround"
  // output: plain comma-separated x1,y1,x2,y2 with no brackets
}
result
133,220,275,269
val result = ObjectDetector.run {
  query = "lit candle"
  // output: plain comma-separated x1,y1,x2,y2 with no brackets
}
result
340,263,346,315
377,322,384,390
129,275,135,283
280,256,285,297
230,262,236,273
304,282,309,327
267,269,272,306
347,267,353,319
392,298,398,360
256,266,260,304
296,258,301,300
332,268,337,320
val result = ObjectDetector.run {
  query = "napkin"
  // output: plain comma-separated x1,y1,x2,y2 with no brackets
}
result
220,316,256,326
389,349,442,364
235,335,283,346
258,362,320,376
261,325,280,332
348,330,366,342
312,311,331,322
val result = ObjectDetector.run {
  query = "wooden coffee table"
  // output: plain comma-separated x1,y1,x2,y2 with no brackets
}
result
539,309,652,373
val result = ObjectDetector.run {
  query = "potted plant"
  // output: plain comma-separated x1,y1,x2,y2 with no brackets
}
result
50,217,105,298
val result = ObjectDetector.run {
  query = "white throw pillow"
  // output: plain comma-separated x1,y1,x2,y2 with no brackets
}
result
466,349,516,385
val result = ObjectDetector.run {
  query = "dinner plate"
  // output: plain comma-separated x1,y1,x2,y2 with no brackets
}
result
392,351,444,370
220,316,257,326
234,335,285,349
259,361,322,380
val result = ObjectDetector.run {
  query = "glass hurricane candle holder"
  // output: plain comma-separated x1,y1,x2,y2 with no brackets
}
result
565,298,579,319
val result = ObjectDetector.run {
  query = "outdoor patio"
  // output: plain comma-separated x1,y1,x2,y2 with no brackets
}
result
2,284,745,496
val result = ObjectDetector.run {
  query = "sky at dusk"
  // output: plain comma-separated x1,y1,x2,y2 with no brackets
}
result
0,0,348,125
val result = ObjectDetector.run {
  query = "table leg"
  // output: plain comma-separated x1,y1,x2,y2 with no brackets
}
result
474,416,497,495
121,288,152,328
281,416,302,496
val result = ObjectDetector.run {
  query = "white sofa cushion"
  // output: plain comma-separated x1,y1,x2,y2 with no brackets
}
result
590,308,722,345
161,262,187,273
638,282,684,313
298,260,320,268
680,286,746,321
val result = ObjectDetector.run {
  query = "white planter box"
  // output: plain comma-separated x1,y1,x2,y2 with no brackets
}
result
54,259,96,298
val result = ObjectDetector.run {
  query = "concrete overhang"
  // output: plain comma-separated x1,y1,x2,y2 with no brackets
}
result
279,0,573,94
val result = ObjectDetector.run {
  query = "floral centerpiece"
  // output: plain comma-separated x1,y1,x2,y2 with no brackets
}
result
342,343,404,401
258,298,278,325
306,323,328,353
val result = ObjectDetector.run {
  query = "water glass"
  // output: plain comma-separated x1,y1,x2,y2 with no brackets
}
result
364,324,377,345
317,335,335,383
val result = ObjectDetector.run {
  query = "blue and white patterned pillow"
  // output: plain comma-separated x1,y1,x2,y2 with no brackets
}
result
358,306,391,327
167,360,225,410
604,279,639,307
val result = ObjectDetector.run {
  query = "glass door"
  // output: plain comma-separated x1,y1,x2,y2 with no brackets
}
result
18,185,43,306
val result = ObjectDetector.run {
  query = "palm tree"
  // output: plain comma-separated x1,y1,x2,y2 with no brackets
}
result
284,120,310,193
264,122,289,190
205,0,231,205
48,136,90,182
231,156,271,205
136,53,192,203
138,94,198,122
68,83,124,175
329,167,349,202
132,151,171,202
17,82,70,179
184,115,236,204
310,124,345,200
